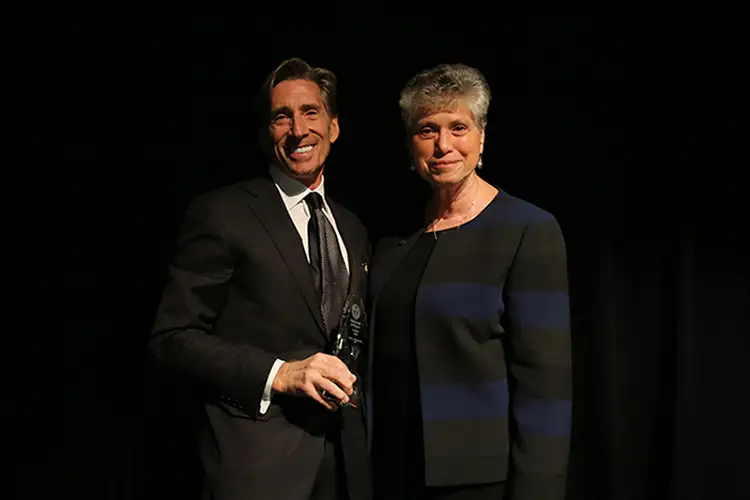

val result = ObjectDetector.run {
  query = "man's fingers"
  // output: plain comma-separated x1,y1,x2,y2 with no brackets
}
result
315,359,356,393
320,370,354,395
316,377,350,404
305,380,340,411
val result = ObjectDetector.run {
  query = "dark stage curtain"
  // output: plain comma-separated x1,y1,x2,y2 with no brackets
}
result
562,216,749,500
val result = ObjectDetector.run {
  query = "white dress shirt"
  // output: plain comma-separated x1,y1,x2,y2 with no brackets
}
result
259,165,350,414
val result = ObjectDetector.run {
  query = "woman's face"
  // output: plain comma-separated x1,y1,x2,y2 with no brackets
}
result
409,105,485,187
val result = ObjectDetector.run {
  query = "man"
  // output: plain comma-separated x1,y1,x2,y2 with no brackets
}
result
149,58,371,500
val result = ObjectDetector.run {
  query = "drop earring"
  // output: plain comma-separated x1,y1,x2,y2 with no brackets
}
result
476,154,484,170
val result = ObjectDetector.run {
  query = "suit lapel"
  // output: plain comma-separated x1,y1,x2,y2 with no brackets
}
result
244,177,326,336
327,199,362,296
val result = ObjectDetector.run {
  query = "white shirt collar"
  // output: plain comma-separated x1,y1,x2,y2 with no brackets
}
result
268,164,327,212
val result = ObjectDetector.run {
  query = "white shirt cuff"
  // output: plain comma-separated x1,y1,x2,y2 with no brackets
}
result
260,358,285,414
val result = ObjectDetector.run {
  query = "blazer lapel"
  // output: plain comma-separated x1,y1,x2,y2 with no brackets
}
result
370,229,422,300
244,178,326,336
364,228,422,451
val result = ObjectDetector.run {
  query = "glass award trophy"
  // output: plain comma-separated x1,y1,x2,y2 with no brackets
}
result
321,293,367,409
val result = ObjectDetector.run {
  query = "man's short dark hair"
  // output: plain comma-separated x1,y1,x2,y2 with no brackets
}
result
254,57,338,128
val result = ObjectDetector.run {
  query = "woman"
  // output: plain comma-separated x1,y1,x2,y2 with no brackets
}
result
366,64,572,500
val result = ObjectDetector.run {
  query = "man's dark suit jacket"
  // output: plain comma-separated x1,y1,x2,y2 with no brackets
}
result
149,175,371,500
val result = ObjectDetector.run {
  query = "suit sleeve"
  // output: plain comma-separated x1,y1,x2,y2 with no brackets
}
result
149,195,277,416
503,216,572,500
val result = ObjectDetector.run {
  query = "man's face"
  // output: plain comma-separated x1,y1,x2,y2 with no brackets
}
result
266,79,339,188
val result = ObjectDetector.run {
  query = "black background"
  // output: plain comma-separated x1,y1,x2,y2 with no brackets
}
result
41,15,748,500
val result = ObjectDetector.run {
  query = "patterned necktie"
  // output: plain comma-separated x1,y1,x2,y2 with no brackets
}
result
304,192,349,335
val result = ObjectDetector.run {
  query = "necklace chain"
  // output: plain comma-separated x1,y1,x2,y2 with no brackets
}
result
427,182,480,240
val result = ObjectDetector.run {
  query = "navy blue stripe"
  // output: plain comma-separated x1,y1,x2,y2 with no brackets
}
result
514,398,572,437
506,291,569,329
417,283,504,319
421,380,509,421
471,197,554,228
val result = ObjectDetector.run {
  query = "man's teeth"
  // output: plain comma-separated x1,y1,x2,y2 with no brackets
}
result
294,145,314,154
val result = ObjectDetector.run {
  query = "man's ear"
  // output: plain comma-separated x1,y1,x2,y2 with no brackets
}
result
329,116,340,143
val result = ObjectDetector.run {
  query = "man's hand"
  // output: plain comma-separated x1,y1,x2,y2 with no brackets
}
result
272,353,356,410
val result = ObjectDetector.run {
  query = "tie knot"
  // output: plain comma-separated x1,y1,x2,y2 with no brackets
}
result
304,192,324,211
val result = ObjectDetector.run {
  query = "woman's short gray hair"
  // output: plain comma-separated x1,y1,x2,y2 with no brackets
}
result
398,63,491,132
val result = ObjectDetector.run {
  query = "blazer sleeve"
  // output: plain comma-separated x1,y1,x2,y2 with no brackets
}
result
148,195,277,416
503,216,572,500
